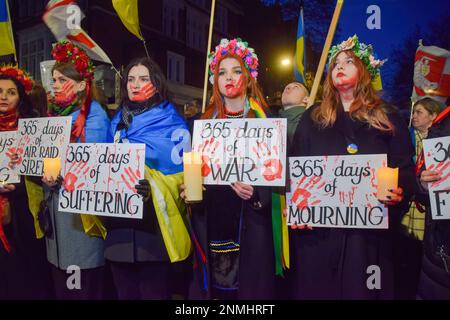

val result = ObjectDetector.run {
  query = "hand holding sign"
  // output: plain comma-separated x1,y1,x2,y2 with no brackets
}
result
420,169,442,190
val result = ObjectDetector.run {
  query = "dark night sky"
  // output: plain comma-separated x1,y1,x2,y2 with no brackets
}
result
237,0,450,102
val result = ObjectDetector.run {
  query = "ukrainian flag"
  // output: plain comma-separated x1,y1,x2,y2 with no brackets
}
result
293,7,306,84
0,0,15,57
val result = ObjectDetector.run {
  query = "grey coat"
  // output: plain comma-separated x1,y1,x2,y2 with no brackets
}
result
45,189,105,270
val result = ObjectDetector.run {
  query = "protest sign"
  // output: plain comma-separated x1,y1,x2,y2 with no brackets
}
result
192,118,287,186
287,154,388,229
58,143,146,219
423,136,450,219
15,116,71,176
0,131,19,183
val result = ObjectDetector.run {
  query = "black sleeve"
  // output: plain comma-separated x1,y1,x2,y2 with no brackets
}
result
386,109,416,212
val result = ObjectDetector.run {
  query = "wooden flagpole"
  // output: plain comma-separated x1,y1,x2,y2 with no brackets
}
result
307,0,344,108
201,0,216,113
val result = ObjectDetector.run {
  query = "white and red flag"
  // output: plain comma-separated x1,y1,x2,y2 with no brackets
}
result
43,0,112,64
412,42,450,104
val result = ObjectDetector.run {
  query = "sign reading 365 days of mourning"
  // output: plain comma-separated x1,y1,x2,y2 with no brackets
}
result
192,118,287,186
287,154,388,229
0,131,20,184
58,143,146,219
423,136,450,220
14,116,72,176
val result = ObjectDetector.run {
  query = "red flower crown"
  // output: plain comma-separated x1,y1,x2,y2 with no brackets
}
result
51,41,95,80
0,65,34,94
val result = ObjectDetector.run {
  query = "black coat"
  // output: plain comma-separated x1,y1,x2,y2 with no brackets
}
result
188,185,277,299
417,108,450,299
0,178,53,299
289,104,415,299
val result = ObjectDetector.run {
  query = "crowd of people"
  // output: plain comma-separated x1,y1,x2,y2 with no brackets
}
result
0,34,449,300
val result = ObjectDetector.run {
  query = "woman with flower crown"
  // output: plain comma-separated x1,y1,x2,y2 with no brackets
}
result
37,41,110,299
182,38,278,300
0,65,53,299
290,35,415,299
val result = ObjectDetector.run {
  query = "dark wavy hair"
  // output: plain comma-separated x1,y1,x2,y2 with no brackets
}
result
120,56,168,106
0,75,37,118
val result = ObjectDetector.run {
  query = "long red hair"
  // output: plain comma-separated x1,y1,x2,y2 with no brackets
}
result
202,54,268,119
312,51,393,132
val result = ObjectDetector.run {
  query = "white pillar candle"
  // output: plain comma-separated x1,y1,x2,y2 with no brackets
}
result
43,157,61,180
377,166,398,201
183,152,203,202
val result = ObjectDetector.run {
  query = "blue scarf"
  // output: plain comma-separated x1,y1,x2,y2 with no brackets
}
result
110,101,190,175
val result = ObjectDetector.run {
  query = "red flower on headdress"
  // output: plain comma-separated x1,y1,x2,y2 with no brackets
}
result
0,65,34,95
51,41,95,80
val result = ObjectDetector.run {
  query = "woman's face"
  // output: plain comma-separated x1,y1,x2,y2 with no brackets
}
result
331,51,359,91
52,70,83,104
127,64,156,102
218,57,246,99
412,104,437,131
0,79,19,115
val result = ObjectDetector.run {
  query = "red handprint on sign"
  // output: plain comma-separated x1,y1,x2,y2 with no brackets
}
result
252,142,283,182
64,161,90,192
120,166,140,193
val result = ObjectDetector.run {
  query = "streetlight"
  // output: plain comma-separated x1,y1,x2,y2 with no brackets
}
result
281,58,291,67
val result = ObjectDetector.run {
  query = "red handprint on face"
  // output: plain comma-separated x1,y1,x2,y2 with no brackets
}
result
63,161,90,192
120,166,140,192
130,82,156,102
54,81,76,104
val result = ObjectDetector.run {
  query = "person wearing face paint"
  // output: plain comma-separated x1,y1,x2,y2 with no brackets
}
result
279,82,309,145
290,35,416,299
181,38,285,300
104,57,191,300
28,41,111,299
0,66,53,299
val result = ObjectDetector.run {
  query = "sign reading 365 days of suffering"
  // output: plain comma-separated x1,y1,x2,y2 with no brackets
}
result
58,143,146,219
14,116,72,176
0,131,20,183
287,154,388,229
423,136,450,220
192,118,287,186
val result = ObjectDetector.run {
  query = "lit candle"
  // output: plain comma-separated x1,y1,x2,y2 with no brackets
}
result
183,152,203,202
43,157,61,180
377,166,398,201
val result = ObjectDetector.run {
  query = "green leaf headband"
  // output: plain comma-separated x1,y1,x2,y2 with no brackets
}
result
328,34,386,78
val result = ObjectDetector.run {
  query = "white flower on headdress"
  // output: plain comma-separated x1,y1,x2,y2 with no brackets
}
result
339,37,356,51
220,39,229,47
209,74,215,84
369,55,384,68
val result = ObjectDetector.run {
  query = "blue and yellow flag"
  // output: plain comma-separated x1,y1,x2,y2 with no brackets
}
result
293,7,306,84
112,0,143,41
0,0,15,57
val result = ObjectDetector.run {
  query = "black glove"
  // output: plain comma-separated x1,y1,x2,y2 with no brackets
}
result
135,179,151,200
51,175,64,191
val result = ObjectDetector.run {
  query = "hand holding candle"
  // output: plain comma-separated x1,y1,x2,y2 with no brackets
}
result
43,157,61,181
377,166,402,204
183,152,203,202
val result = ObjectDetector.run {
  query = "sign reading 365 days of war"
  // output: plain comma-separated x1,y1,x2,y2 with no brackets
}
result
192,118,287,186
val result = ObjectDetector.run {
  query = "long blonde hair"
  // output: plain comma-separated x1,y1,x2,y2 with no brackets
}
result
312,51,393,132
